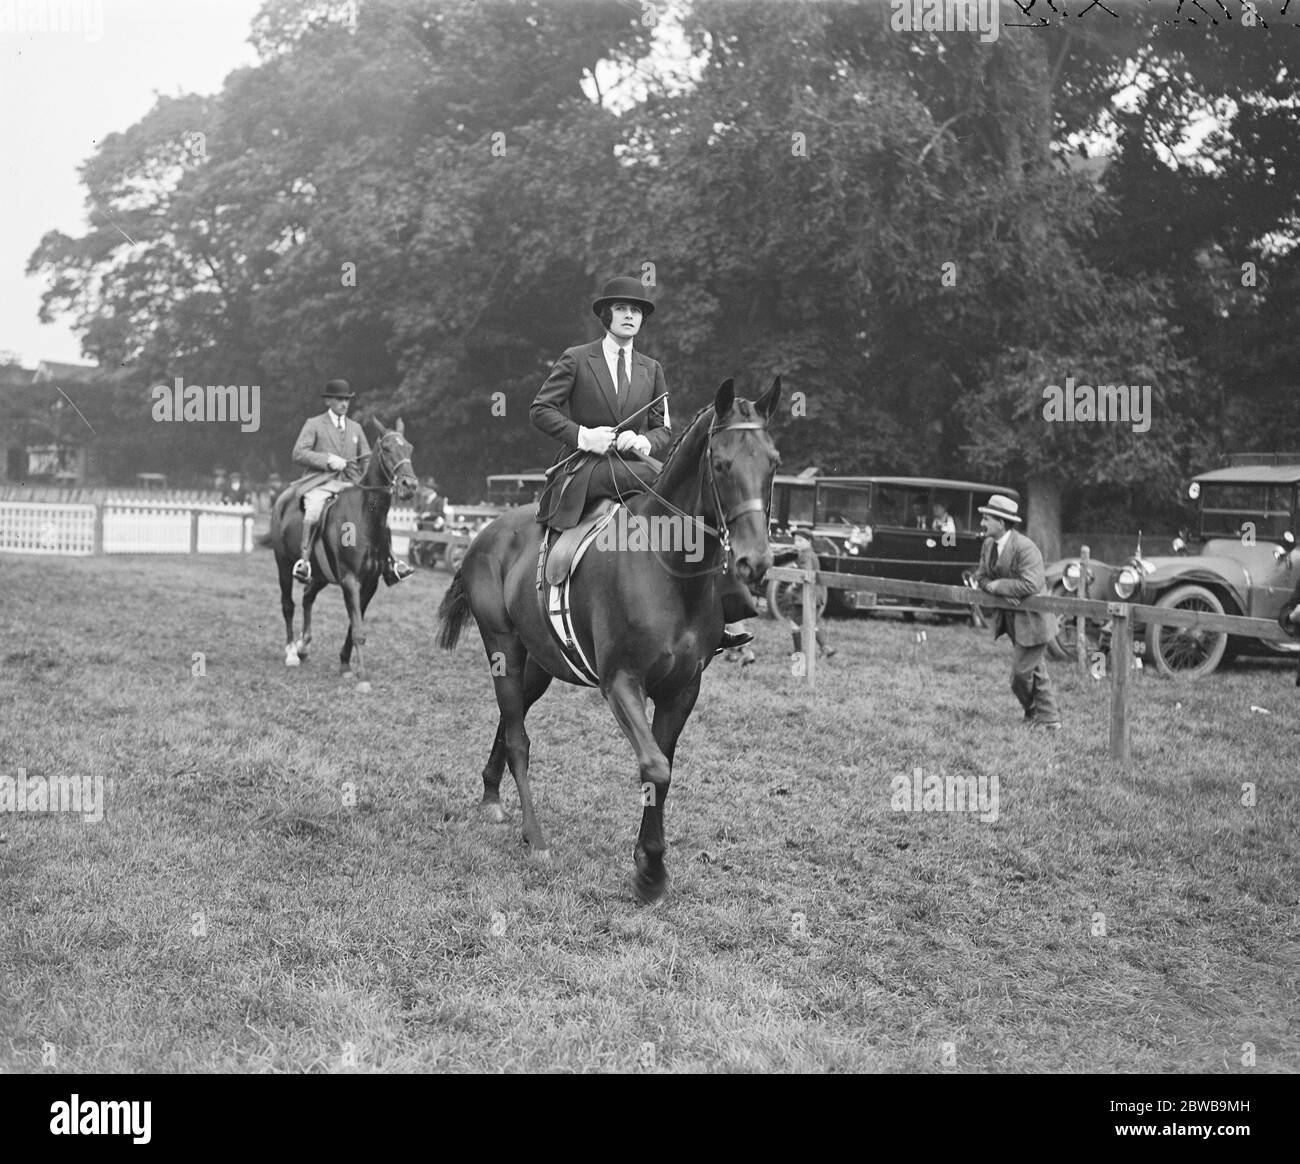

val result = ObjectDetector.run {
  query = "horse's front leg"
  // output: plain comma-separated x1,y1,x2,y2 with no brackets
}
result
605,670,675,904
279,561,300,666
338,574,375,693
298,577,326,660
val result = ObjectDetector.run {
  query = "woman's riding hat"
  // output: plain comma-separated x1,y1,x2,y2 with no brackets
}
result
977,495,1023,524
592,276,655,318
322,379,355,399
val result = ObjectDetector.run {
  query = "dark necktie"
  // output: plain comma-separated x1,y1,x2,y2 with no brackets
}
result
988,541,999,572
617,348,630,397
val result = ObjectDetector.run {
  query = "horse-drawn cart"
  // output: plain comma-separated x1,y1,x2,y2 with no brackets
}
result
407,502,522,572
408,474,548,572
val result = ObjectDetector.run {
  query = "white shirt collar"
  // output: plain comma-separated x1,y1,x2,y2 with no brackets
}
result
602,334,632,360
996,529,1014,553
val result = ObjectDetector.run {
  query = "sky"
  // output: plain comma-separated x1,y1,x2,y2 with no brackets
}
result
0,0,266,367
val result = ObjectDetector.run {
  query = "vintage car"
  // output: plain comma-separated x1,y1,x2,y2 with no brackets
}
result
1045,454,1300,679
764,474,1019,622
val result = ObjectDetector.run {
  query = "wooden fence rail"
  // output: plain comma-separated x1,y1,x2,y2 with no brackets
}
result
767,564,1295,768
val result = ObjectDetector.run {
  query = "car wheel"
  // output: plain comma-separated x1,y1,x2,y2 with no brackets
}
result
1046,584,1104,661
766,577,826,623
1145,583,1230,679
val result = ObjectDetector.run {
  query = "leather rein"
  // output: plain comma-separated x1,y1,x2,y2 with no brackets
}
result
615,416,770,573
351,432,415,495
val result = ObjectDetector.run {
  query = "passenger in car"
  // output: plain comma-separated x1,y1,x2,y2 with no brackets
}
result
931,500,957,536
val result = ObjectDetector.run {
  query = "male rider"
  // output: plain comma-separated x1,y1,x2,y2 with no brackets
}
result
291,379,414,586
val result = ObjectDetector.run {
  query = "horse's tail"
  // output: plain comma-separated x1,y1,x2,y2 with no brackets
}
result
436,570,471,650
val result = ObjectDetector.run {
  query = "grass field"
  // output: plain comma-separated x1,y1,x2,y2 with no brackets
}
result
1,551,1297,1073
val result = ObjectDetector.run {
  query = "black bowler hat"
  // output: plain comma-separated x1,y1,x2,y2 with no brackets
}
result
322,379,355,399
591,276,655,318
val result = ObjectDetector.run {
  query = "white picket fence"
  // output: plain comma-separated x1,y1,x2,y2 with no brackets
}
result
0,499,422,556
388,505,417,558
0,502,98,555
0,499,255,555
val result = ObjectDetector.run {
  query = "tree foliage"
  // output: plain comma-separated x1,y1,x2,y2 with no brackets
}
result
25,0,1300,543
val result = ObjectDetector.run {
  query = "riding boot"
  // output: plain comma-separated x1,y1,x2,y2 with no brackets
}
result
294,515,319,582
791,630,802,655
719,572,757,650
720,573,759,622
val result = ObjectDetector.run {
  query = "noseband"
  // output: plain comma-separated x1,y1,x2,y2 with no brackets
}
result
356,432,415,495
702,419,770,569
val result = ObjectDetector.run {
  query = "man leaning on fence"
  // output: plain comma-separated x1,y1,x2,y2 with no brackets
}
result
969,495,1062,730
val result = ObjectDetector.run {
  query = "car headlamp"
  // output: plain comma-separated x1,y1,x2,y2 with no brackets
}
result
1115,565,1140,599
1062,562,1081,592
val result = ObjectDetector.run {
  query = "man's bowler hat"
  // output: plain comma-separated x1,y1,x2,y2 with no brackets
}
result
322,379,355,400
592,276,655,318
977,495,1023,524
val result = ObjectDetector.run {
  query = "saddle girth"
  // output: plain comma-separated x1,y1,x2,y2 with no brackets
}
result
534,502,622,687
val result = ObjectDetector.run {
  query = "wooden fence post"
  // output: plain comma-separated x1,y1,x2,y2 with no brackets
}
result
1077,545,1090,680
802,565,817,691
1108,602,1132,767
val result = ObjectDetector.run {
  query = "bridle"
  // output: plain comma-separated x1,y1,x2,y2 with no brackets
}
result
701,420,770,569
354,431,415,495
618,414,772,573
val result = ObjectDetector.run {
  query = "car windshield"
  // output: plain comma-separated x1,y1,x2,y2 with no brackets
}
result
815,483,872,526
1199,483,1293,540
785,486,815,526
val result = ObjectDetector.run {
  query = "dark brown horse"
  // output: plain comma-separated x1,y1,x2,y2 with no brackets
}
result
436,378,781,903
271,419,418,692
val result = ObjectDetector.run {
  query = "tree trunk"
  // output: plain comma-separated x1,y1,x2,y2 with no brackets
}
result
1026,472,1062,564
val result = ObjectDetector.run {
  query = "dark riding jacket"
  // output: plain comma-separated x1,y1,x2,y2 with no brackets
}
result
531,340,672,528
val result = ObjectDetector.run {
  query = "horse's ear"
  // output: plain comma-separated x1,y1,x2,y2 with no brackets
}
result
714,378,735,417
371,416,388,436
755,375,782,420
395,417,405,435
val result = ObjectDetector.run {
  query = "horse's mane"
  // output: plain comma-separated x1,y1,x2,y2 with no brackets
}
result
659,401,716,469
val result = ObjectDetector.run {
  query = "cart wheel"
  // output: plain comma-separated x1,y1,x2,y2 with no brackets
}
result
767,577,825,623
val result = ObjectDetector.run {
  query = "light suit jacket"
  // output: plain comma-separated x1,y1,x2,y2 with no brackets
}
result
971,528,1058,647
292,412,370,487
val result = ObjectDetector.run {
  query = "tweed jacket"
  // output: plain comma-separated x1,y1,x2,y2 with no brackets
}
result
292,412,370,487
971,528,1058,647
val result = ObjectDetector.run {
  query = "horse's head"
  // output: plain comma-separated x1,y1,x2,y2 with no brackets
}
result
370,417,419,502
707,375,782,589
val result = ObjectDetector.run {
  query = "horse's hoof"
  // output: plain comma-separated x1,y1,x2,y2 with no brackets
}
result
340,668,355,681
480,802,506,824
528,847,552,864
285,655,300,668
356,681,372,694
631,872,668,905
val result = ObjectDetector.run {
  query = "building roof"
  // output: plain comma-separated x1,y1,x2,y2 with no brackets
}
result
32,360,102,384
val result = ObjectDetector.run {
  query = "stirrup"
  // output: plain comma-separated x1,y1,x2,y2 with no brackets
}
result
293,558,312,583
385,560,415,586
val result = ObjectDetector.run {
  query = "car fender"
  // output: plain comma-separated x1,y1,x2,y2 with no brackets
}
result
1139,555,1250,614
